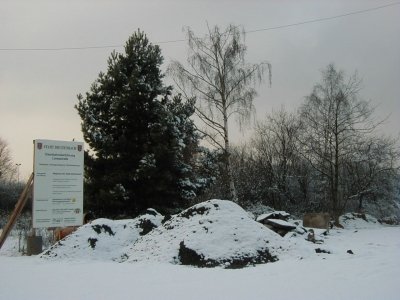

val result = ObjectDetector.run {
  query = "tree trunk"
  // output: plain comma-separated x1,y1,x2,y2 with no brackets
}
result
358,194,364,212
227,153,238,202
223,113,238,202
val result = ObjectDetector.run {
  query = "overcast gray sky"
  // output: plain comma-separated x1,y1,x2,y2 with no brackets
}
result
1,0,399,180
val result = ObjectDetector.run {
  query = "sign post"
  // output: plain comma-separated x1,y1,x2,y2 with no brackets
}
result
33,139,84,228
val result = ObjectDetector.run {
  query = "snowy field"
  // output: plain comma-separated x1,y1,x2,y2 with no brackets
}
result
1,202,399,300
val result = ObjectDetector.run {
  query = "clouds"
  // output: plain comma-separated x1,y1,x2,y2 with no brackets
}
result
1,0,399,179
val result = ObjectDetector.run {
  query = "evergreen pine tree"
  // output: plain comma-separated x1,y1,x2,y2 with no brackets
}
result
76,30,206,216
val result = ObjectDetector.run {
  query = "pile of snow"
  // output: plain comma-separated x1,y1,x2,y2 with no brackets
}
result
8,200,395,270
40,209,163,261
123,199,285,268
38,200,288,268
339,212,381,230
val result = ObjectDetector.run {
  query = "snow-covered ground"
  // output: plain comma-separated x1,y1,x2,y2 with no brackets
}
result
1,202,399,300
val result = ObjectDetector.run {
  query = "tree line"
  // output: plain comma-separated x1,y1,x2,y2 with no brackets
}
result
2,25,399,222
76,25,399,221
0,137,24,212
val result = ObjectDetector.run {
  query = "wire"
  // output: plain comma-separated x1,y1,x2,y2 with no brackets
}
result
0,45,123,51
245,2,400,34
0,2,399,52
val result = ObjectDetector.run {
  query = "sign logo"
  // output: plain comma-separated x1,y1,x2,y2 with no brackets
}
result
37,142,43,150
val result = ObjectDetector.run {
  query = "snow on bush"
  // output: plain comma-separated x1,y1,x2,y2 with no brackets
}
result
40,209,163,261
123,199,286,268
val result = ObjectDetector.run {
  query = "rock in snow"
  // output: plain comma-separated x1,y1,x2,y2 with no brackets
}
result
256,211,290,222
256,210,296,236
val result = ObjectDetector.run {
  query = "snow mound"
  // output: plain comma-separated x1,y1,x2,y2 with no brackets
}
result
124,200,285,268
40,209,163,261
340,212,381,229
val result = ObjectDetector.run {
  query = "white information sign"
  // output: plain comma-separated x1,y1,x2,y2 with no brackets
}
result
33,139,84,228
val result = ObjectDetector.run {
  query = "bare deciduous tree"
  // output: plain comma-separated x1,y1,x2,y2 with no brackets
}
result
298,64,381,224
345,135,400,211
169,24,270,201
253,108,311,210
0,138,16,182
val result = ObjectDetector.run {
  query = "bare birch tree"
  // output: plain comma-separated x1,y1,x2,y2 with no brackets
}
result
169,24,270,201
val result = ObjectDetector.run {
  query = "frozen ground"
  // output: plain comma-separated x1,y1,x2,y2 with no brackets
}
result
0,204,399,300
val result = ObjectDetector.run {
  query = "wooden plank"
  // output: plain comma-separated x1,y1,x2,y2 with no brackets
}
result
0,173,34,249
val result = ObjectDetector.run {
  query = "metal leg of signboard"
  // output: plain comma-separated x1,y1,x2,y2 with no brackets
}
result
0,173,34,250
